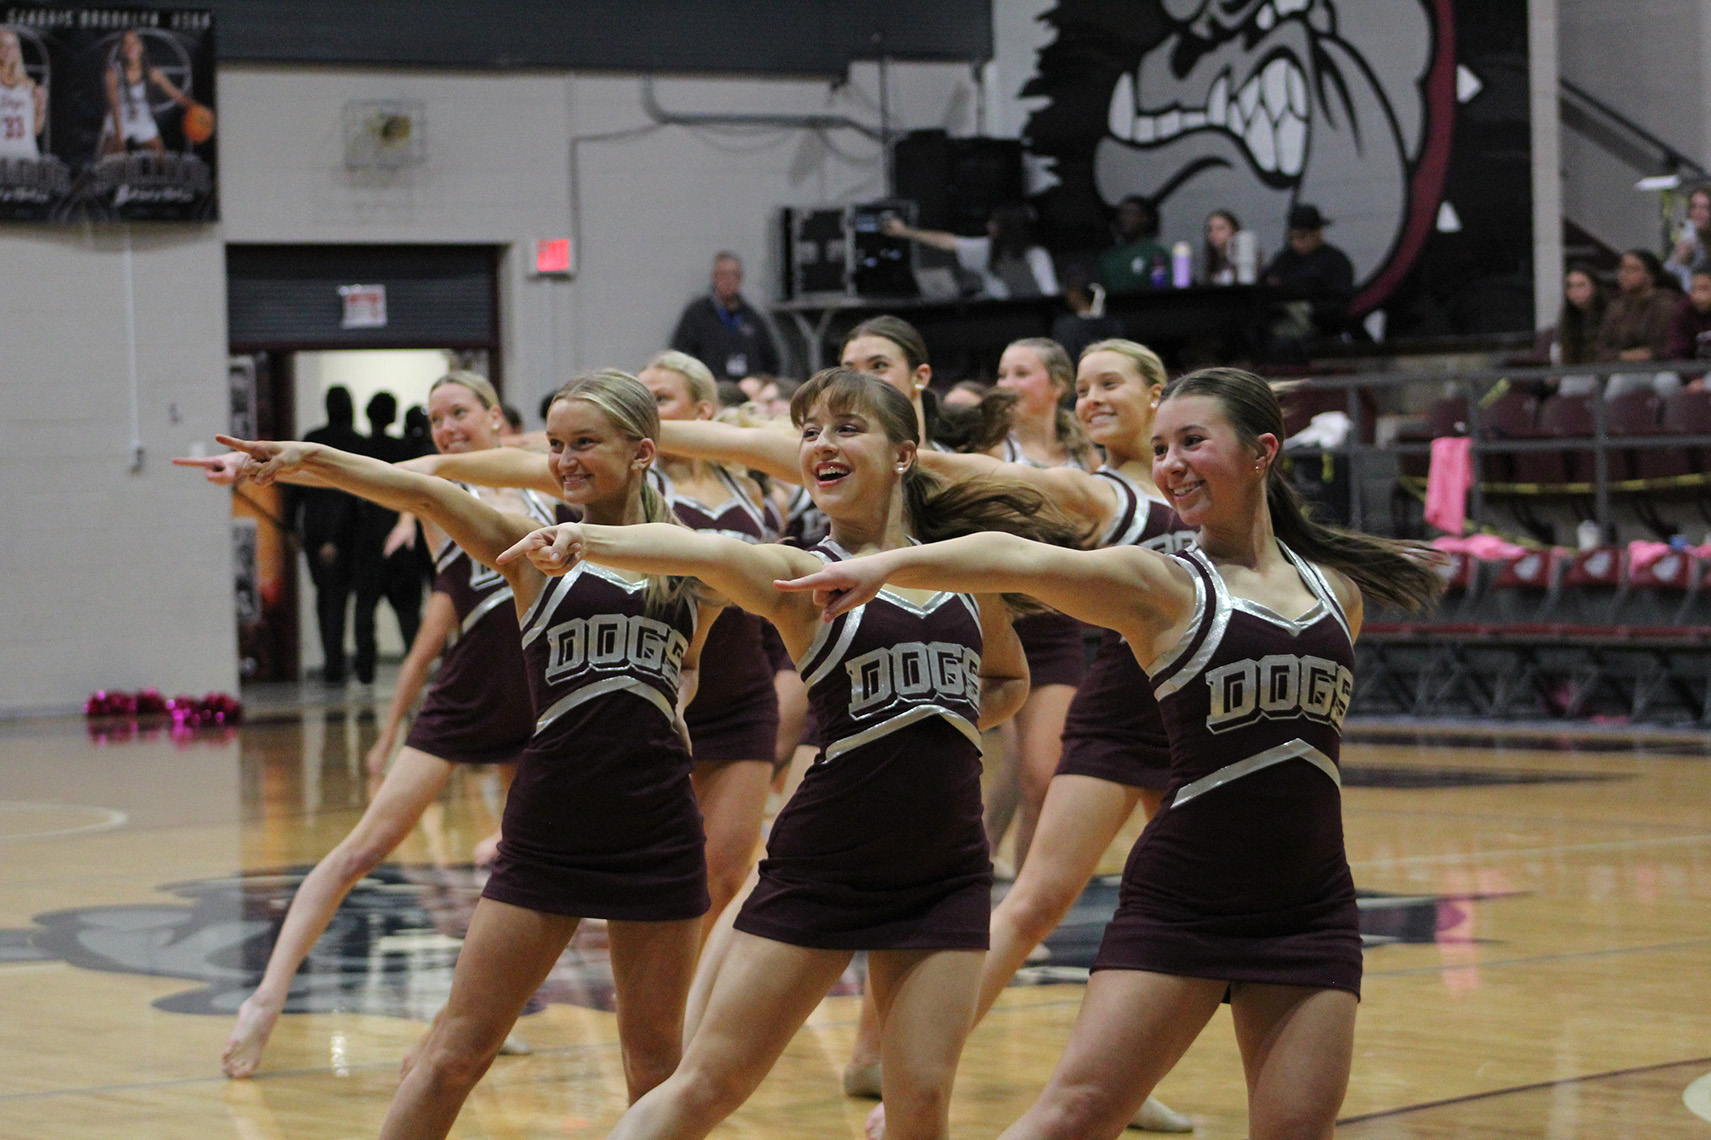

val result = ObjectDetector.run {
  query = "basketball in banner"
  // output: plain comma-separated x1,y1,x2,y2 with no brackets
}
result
0,7,216,222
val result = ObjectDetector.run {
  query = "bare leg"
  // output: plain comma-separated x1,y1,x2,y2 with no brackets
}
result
867,948,984,1140
379,899,579,1140
681,867,758,1046
607,918,704,1101
976,776,1144,1023
996,970,1224,1140
223,747,454,1078
606,933,851,1140
843,984,885,1097
1230,984,1357,1140
690,759,773,936
472,762,517,867
1009,685,1076,871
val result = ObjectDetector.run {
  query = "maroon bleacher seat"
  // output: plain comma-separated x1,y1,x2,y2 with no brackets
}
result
1397,396,1470,481
1662,389,1711,474
1533,394,1597,484
1607,390,1664,481
1476,389,1539,486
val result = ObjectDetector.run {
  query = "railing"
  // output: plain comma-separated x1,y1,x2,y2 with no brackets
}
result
1283,360,1710,538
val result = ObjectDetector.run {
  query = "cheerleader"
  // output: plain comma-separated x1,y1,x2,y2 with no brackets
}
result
180,371,557,1079
501,369,1083,1140
779,367,1444,1140
188,372,723,1140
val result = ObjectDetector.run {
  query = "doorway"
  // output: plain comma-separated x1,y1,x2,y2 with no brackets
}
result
225,244,502,683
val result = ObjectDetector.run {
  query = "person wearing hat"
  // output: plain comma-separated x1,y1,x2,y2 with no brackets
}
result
1262,203,1356,357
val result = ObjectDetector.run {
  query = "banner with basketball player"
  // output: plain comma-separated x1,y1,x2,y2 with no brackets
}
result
0,7,215,222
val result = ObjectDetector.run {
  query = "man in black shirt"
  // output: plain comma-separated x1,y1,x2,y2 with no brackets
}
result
1262,204,1355,358
292,386,364,684
670,251,781,382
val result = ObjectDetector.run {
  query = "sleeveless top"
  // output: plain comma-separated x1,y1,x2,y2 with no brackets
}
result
795,539,984,762
401,486,560,763
518,562,697,742
0,81,39,160
1149,543,1354,817
652,464,770,543
1000,432,1092,471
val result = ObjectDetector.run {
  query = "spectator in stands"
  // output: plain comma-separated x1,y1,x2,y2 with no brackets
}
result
1666,187,1711,290
1667,269,1711,363
753,376,799,420
1200,209,1257,285
1050,267,1122,361
670,251,782,383
883,203,1059,299
942,379,990,410
1552,263,1607,367
1261,203,1355,359
1097,195,1170,293
1598,249,1678,363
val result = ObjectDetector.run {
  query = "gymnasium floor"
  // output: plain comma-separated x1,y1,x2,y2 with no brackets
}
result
3,679,1710,1139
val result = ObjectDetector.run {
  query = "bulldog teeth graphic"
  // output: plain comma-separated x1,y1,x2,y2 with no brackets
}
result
1030,0,1457,311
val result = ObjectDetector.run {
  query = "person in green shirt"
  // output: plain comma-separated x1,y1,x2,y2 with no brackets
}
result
1098,195,1171,293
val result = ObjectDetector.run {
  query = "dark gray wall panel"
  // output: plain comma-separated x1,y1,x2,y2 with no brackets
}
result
123,1,992,72
227,244,496,349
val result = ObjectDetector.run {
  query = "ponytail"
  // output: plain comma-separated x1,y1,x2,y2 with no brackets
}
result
1164,368,1444,615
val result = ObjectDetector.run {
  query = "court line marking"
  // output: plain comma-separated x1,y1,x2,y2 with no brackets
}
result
0,801,128,842
1365,935,1711,979
1684,1069,1711,1123
1337,1054,1711,1126
1351,829,1711,869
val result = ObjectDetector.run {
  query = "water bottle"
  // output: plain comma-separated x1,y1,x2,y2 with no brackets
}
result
1172,241,1193,287
1232,230,1258,284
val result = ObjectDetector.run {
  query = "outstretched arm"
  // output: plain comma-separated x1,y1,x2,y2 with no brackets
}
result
200,437,541,581
777,532,1197,660
397,447,562,499
916,450,1121,535
500,522,825,653
656,420,801,485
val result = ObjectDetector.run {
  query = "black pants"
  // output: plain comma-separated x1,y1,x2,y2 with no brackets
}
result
352,547,424,684
305,544,355,683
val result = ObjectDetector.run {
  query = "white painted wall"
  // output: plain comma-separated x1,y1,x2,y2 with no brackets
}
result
0,224,234,715
1559,0,1711,255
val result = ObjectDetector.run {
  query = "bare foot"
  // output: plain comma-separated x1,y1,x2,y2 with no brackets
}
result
222,995,282,1079
864,1101,886,1140
472,830,502,867
1131,1096,1193,1132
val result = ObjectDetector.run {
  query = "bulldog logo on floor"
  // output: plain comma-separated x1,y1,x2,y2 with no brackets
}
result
0,867,1517,1015
1025,0,1457,310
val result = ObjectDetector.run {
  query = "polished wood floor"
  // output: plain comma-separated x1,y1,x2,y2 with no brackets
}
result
4,690,1711,1139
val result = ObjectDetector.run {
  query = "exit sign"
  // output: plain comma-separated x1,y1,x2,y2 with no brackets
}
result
535,238,573,276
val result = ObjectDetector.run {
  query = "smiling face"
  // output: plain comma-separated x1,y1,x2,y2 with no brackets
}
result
546,398,652,511
795,393,912,521
1151,392,1271,527
996,344,1062,418
638,365,711,423
427,383,502,455
840,334,928,400
1075,350,1161,456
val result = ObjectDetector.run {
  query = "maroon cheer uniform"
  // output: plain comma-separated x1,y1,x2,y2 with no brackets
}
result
402,488,559,766
483,562,707,921
1094,543,1362,996
735,539,991,950
1056,467,1197,789
656,466,781,764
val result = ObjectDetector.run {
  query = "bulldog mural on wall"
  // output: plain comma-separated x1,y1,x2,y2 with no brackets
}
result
1018,0,1523,325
